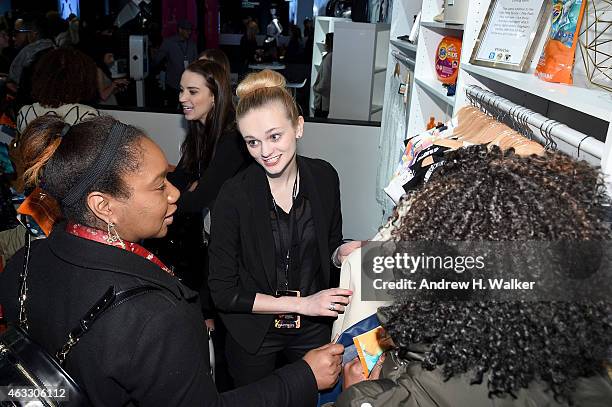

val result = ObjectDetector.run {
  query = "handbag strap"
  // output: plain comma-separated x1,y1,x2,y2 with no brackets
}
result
56,285,162,364
15,229,163,365
18,231,31,329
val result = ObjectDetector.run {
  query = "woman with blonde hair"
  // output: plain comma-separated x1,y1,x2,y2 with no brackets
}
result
209,69,360,385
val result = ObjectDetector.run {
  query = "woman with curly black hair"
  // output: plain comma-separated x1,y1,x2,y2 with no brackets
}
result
16,48,100,134
337,146,612,406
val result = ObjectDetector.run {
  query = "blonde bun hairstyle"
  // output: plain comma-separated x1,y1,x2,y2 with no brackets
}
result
236,69,300,126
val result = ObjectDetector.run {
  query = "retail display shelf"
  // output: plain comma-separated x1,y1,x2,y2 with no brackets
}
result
390,39,417,54
461,63,612,122
415,77,455,107
420,21,464,30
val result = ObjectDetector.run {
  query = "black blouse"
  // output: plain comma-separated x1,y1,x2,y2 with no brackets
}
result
269,184,321,297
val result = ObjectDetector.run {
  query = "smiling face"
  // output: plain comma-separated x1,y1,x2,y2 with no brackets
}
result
179,70,215,124
106,138,180,241
238,101,304,178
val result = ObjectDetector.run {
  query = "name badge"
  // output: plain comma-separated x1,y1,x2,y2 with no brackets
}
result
274,290,301,329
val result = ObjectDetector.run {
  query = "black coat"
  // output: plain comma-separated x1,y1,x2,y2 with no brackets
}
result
209,156,343,353
169,128,251,215
160,128,250,317
0,226,318,406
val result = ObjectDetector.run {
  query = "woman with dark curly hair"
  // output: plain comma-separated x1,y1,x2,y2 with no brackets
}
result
16,47,100,134
337,146,612,406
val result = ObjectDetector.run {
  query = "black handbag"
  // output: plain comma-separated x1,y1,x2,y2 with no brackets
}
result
0,233,161,406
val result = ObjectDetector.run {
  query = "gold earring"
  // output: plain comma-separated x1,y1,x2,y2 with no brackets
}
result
107,222,126,249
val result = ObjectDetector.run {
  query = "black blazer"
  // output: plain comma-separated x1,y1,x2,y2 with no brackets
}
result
209,156,343,353
0,226,318,406
169,128,251,214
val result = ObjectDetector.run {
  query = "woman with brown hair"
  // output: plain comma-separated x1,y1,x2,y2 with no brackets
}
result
162,60,250,330
16,47,100,134
0,115,343,405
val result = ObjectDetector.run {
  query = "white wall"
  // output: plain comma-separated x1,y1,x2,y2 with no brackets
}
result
101,109,383,239
297,121,383,239
101,109,186,165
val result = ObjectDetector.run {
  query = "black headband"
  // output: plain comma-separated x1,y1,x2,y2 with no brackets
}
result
62,121,128,207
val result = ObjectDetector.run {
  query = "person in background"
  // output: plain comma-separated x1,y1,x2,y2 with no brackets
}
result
54,12,79,48
199,48,231,84
239,21,259,75
12,17,30,51
0,115,344,406
337,146,612,407
209,70,360,386
154,19,198,109
285,24,304,64
162,59,250,329
95,44,129,105
16,48,99,134
0,20,11,74
303,18,314,66
7,14,55,102
313,33,333,119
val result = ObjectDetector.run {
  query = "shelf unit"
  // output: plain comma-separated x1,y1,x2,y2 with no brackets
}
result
460,63,612,122
379,0,612,192
405,0,464,138
389,39,417,54
309,16,349,115
328,22,390,121
376,0,424,218
454,0,612,170
420,21,464,30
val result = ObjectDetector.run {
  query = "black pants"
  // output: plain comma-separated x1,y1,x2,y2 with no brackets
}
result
226,319,330,386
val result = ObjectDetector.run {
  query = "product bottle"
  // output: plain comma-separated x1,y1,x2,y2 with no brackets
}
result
426,117,436,130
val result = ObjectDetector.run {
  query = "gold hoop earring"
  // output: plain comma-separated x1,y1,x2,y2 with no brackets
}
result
107,222,126,249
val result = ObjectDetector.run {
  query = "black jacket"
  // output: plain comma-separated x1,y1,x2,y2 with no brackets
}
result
336,347,612,407
209,156,343,353
169,128,251,215
0,226,318,406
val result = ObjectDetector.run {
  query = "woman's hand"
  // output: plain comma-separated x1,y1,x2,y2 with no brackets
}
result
337,241,363,264
298,288,352,317
112,78,129,92
342,353,385,390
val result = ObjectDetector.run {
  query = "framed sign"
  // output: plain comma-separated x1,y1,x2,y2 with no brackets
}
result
470,0,549,72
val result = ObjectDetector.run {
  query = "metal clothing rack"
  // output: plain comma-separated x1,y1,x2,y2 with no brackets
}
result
392,50,416,70
465,85,604,160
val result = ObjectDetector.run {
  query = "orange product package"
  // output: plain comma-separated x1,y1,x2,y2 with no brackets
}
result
436,36,462,85
535,0,587,84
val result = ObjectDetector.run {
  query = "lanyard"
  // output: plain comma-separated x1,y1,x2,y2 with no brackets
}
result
271,171,299,290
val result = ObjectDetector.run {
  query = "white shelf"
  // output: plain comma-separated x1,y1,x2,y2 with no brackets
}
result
390,39,417,54
421,21,464,30
329,22,390,121
461,63,612,122
415,77,455,107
